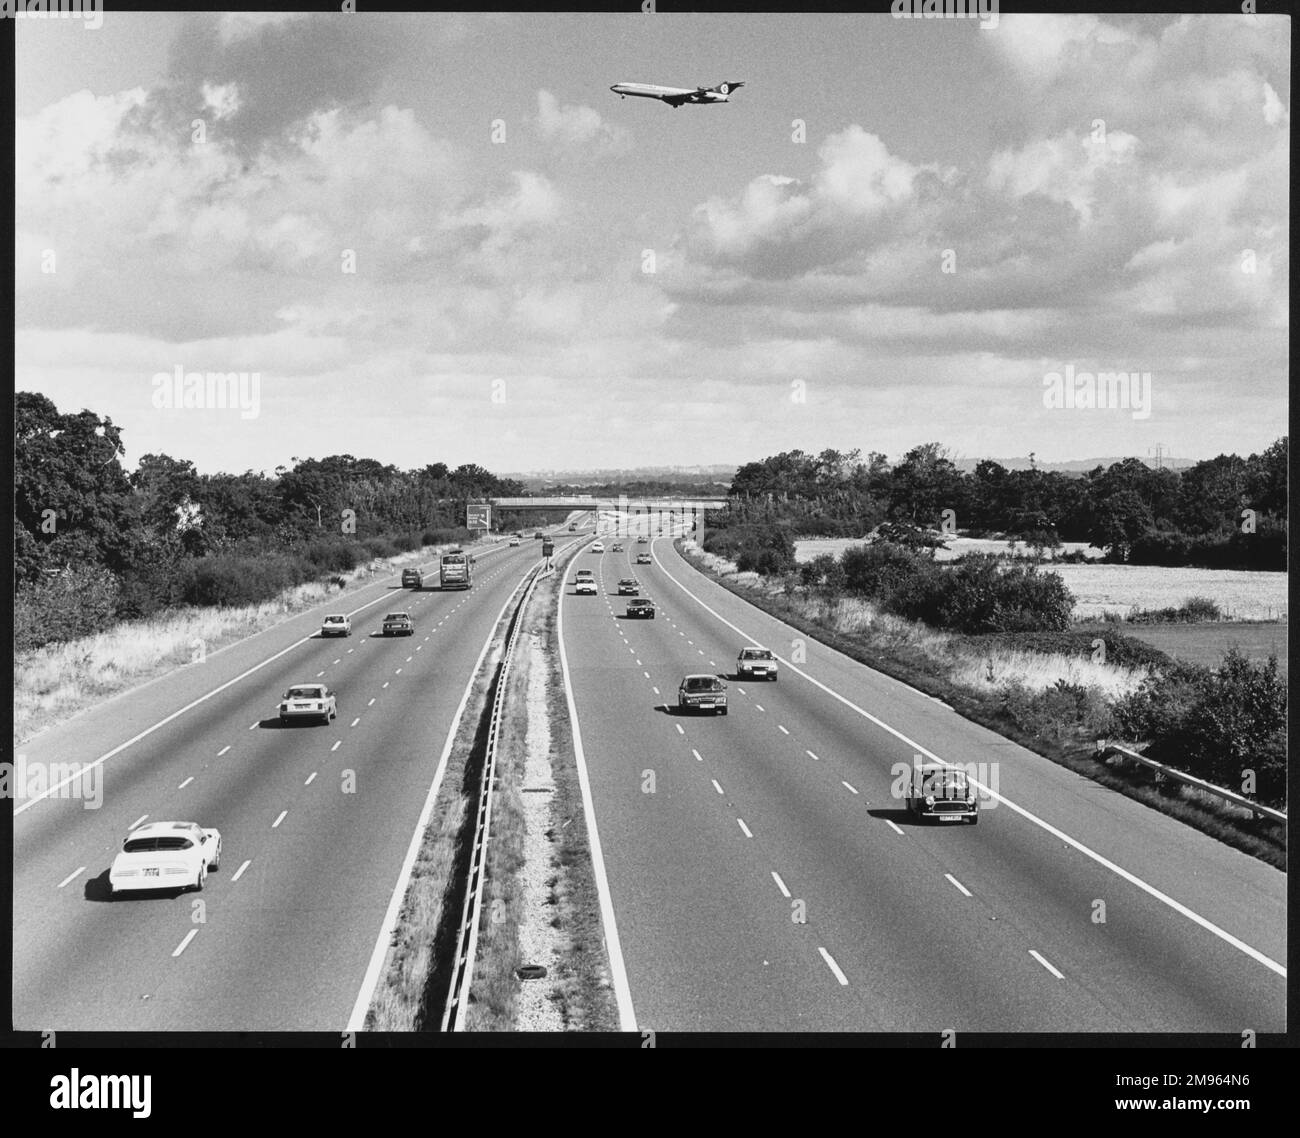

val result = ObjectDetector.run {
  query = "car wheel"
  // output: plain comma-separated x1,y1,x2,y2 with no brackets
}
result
194,863,206,892
211,841,221,871
720,707,728,716
967,814,978,826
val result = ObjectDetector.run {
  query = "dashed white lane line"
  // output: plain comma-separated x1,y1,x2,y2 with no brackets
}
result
331,741,342,752
675,724,684,735
395,668,402,675
885,819,905,836
736,817,753,838
771,871,791,898
217,745,231,757
652,686,660,695
806,750,820,761
691,748,703,762
316,671,325,678
350,717,361,727
643,671,650,679
636,659,642,666
173,930,199,958
777,725,789,735
333,658,341,665
231,859,251,882
348,648,355,654
754,704,765,712
178,776,194,789
736,687,746,695
305,772,317,785
818,947,849,986
1029,950,1064,979
711,779,725,796
128,814,148,830
272,810,287,829
249,722,259,730
945,873,972,897
368,698,376,706
406,656,413,662
57,867,86,889
416,645,422,651
382,682,389,688
698,649,705,655
841,781,859,795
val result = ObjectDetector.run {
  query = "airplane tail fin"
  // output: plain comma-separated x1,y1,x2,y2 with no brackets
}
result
716,81,745,96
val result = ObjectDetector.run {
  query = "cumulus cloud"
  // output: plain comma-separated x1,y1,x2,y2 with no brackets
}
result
534,90,630,154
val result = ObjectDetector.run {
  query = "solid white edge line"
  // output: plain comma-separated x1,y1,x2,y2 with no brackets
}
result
556,558,638,1031
653,547,1287,980
1029,949,1065,979
818,946,849,986
346,564,542,1032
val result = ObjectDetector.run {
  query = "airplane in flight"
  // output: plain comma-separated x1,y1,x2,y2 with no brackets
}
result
609,81,745,108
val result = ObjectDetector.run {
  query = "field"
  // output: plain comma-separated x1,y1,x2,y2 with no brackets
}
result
793,538,1287,623
794,536,1105,564
1093,621,1289,677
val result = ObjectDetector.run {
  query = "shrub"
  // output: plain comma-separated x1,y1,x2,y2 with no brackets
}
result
999,678,1113,743
14,566,121,651
1128,596,1222,624
967,630,1172,670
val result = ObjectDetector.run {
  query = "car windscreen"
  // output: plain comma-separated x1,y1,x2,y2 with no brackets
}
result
384,614,408,621
324,616,345,622
683,678,720,692
741,649,772,659
919,772,968,794
286,688,322,699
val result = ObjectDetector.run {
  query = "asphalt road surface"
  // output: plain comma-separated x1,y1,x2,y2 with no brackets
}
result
13,531,563,1031
558,533,1286,1032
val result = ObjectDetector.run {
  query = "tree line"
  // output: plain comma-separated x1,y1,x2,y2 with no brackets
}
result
15,392,562,649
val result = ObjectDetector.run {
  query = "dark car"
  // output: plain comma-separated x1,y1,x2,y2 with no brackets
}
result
401,568,423,589
617,578,639,595
626,597,656,619
904,763,979,824
677,674,727,715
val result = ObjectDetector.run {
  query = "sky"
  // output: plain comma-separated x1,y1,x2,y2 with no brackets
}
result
14,9,1290,476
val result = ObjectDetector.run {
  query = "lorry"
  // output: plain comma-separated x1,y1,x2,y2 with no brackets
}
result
439,551,472,590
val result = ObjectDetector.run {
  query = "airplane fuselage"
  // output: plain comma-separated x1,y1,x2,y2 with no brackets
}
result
609,82,742,106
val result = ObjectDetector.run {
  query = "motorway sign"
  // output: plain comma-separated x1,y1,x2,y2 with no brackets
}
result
466,503,491,529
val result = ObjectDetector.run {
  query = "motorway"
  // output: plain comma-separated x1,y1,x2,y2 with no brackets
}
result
559,531,1287,1032
12,530,562,1031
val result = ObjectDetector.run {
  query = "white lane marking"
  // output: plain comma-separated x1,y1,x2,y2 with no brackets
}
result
231,859,251,882
771,871,791,898
406,656,413,662
331,741,342,752
316,671,325,678
885,820,905,836
806,750,820,761
416,645,422,651
128,814,148,830
350,717,360,727
551,555,638,1033
711,779,725,796
709,660,716,666
217,745,231,757
691,748,703,762
655,550,1288,980
173,930,199,958
652,687,660,695
394,668,402,675
348,648,355,654
754,704,764,712
368,698,376,706
945,873,972,897
643,671,650,679
350,565,551,1031
249,722,259,730
382,682,389,688
177,776,194,790
737,687,746,695
57,867,86,889
737,818,753,838
272,810,287,829
1029,950,1064,979
777,725,789,735
818,947,849,986
334,658,341,664
305,772,317,785
841,781,859,795
675,724,684,735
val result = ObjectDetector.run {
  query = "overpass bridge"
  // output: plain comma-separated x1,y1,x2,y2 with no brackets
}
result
489,496,728,511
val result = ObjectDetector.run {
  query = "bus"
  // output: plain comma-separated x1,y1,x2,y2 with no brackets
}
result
440,550,472,590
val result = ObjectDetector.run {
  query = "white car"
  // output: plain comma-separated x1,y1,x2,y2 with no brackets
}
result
279,683,338,724
592,542,605,553
509,536,521,546
321,614,351,637
574,570,597,595
737,646,778,681
110,821,222,895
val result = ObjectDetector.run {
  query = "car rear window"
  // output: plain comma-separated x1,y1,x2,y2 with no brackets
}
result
124,837,193,853
287,687,322,699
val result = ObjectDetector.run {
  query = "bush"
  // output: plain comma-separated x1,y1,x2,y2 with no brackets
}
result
1111,649,1286,805
704,524,796,576
968,630,1172,670
178,552,311,607
1128,596,1222,624
14,566,121,651
362,537,397,560
391,533,419,553
999,679,1113,743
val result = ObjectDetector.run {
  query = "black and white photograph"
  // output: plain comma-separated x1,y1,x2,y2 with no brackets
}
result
6,0,1290,1108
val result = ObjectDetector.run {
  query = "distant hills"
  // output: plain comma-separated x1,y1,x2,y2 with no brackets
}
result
951,455,1197,473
